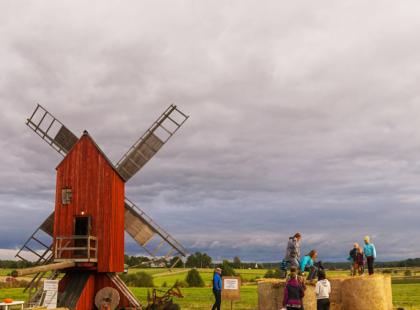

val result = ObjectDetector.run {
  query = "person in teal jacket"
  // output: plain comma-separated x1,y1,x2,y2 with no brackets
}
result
300,250,318,280
363,235,377,275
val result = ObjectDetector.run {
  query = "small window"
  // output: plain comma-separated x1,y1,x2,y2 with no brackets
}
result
62,188,72,205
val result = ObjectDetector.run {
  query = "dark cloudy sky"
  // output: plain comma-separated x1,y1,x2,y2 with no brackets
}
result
1,1,420,262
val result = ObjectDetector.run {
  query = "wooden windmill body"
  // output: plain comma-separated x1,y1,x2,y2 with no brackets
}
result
15,104,189,309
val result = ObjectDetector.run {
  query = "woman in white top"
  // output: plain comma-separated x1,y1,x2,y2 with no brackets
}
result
315,270,331,310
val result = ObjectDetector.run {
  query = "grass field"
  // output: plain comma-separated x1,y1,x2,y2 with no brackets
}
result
1,268,420,309
0,269,13,276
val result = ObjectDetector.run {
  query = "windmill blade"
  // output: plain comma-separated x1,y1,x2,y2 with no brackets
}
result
115,104,189,182
124,198,188,258
16,212,55,263
26,104,78,156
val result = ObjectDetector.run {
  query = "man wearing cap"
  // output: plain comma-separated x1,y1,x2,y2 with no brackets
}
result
212,267,222,310
363,236,377,275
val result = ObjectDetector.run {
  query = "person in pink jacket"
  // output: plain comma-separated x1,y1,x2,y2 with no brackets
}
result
283,266,305,309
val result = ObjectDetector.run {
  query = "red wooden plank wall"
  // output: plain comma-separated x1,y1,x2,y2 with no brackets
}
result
54,134,125,272
76,274,95,310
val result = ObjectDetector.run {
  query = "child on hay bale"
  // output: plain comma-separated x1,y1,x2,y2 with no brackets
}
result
348,243,364,276
315,270,331,310
282,266,305,310
300,250,320,281
363,235,377,275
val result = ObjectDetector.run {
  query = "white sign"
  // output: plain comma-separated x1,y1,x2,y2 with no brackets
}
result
224,278,239,290
43,279,59,309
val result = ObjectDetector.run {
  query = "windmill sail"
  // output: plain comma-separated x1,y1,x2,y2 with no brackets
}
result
124,198,187,258
26,104,78,156
15,212,54,263
115,104,188,181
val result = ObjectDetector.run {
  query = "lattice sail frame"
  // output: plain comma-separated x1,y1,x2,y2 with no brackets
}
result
116,104,188,181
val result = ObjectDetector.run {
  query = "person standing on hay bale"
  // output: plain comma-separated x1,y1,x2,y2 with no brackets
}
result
363,235,377,275
356,244,365,274
212,267,222,310
285,232,302,269
282,266,305,310
348,243,364,276
315,270,331,310
300,250,318,281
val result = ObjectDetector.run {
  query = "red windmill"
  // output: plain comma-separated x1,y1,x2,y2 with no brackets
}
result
15,104,189,309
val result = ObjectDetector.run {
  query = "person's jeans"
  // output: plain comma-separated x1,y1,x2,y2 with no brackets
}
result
305,266,318,280
289,257,300,268
212,289,221,310
367,256,374,275
317,298,330,310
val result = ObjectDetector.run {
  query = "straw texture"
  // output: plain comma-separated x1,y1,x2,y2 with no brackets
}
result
258,275,393,310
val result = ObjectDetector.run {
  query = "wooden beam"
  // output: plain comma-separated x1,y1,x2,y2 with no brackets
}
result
13,260,76,277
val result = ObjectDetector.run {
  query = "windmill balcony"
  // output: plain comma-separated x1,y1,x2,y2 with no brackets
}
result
54,235,97,263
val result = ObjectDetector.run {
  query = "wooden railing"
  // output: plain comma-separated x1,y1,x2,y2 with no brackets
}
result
54,235,97,262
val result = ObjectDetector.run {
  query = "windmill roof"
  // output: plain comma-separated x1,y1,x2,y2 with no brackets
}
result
55,130,125,182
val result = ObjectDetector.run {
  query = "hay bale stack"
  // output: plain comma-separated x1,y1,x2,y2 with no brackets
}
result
257,279,316,310
341,275,392,310
329,278,344,310
258,276,393,310
301,282,317,310
257,279,283,310
383,276,393,310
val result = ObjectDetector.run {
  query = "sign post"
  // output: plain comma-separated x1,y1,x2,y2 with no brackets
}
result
222,276,241,309
42,279,59,309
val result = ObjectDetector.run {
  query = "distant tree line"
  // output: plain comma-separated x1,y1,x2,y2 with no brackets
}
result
124,255,151,267
118,254,420,270
0,260,36,269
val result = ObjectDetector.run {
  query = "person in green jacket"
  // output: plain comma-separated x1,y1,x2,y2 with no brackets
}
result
363,235,377,275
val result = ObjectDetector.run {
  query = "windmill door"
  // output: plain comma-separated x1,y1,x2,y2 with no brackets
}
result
74,216,91,258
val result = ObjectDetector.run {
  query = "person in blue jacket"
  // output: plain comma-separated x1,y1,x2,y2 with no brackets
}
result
212,267,222,310
363,235,377,275
300,250,318,281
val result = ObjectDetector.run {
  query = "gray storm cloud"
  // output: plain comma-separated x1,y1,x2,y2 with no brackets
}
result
1,0,420,262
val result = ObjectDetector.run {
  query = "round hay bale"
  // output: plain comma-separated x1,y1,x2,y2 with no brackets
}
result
341,275,391,310
383,276,393,310
257,279,282,310
329,278,344,310
301,282,317,310
257,279,316,310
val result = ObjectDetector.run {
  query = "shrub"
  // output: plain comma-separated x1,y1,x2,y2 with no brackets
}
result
185,269,205,287
264,269,274,278
0,278,29,289
221,260,236,277
264,268,282,279
120,272,154,287
404,270,412,276
174,279,188,288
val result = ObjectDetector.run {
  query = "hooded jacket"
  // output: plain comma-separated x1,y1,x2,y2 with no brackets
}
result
283,277,304,307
